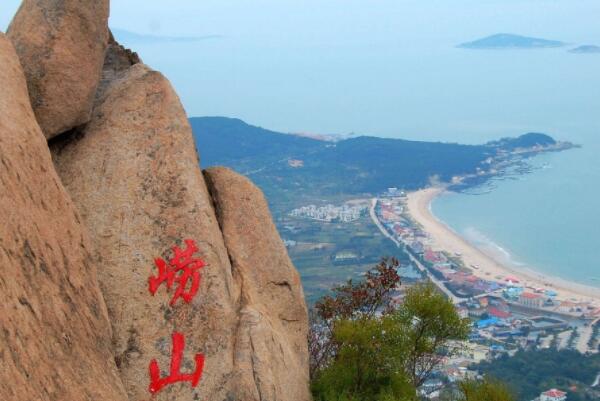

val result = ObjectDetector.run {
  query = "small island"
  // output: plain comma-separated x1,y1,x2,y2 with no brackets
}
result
458,33,566,49
569,45,600,54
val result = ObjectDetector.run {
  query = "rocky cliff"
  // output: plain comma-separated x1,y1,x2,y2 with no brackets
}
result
0,2,310,401
0,32,129,401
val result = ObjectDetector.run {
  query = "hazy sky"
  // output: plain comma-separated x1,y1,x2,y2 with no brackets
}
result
2,1,600,141
4,0,600,42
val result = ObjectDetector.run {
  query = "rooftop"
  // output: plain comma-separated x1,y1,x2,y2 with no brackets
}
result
542,388,567,397
521,292,542,299
488,307,511,319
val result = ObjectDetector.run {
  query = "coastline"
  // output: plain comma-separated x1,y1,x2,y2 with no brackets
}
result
406,187,600,307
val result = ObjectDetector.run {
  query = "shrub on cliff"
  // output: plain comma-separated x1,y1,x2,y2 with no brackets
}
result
310,270,472,400
309,258,402,379
309,261,515,400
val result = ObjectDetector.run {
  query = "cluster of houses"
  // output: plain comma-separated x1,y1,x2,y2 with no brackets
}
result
289,203,367,223
460,294,572,346
375,197,600,322
375,195,599,399
418,248,503,297
376,197,428,245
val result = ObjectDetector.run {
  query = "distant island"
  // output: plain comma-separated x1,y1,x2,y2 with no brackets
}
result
569,45,600,54
458,33,566,49
111,28,223,44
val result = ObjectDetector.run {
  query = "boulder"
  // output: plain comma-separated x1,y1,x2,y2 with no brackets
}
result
204,167,311,401
7,0,110,139
0,33,128,401
50,63,240,401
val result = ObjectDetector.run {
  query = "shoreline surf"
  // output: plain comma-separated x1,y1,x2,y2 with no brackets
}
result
406,187,600,306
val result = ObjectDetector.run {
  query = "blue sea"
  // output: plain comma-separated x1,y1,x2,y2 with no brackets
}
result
432,136,600,288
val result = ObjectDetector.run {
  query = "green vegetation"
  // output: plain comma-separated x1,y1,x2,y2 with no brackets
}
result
308,260,508,400
453,379,516,401
567,327,579,349
191,117,566,199
473,349,600,401
487,132,556,151
282,213,412,304
549,333,559,349
589,321,600,351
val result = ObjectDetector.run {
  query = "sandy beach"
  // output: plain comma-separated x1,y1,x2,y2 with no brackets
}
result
406,187,600,307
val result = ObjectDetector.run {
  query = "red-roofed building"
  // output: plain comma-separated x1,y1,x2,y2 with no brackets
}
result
518,292,544,309
424,249,443,263
556,301,580,313
540,388,567,401
488,307,511,319
381,210,400,222
393,225,406,236
449,272,472,285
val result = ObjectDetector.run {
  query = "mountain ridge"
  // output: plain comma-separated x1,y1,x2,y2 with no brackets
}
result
191,116,572,199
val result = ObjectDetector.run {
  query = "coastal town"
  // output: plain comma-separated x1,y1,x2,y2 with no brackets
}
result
283,188,599,400
289,203,368,223
370,188,600,400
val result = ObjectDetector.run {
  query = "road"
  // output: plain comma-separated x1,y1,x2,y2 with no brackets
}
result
369,198,464,304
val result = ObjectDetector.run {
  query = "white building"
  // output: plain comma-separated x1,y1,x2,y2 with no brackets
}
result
289,203,367,222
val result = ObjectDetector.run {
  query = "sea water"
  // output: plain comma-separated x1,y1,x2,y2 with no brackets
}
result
432,138,600,288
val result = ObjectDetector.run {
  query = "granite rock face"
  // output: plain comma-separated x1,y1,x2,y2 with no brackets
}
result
0,33,128,401
51,63,240,401
204,167,311,401
7,0,110,139
51,60,311,400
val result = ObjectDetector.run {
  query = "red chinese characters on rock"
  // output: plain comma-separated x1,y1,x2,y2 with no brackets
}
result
147,239,207,395
148,239,206,306
148,332,205,394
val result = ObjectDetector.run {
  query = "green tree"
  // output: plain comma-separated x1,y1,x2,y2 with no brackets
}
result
310,258,401,379
473,348,600,401
309,259,516,401
311,282,471,400
394,283,471,388
311,318,416,401
455,378,516,401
